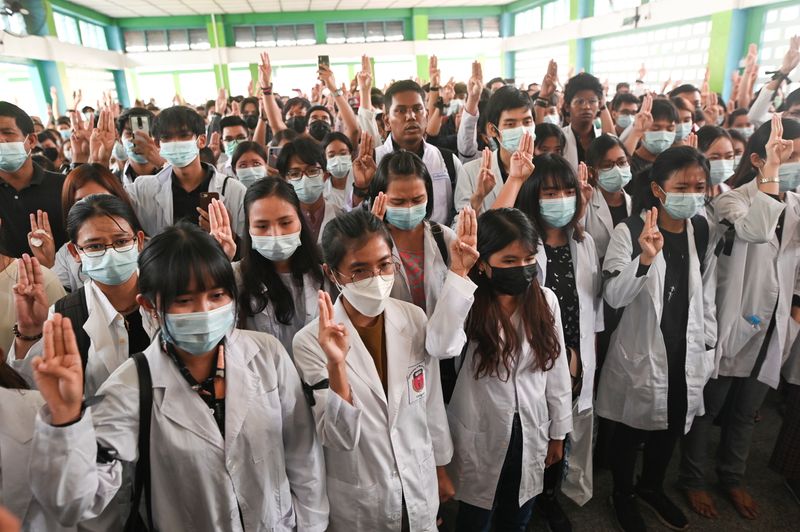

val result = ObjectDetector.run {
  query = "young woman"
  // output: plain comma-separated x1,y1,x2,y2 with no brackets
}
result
28,223,328,531
236,177,327,354
671,96,695,147
322,131,355,210
231,141,268,188
25,164,137,292
10,195,151,399
276,137,342,243
534,123,566,156
727,128,747,171
600,146,716,532
679,115,800,521
445,208,572,531
292,208,478,531
368,150,459,315
696,126,735,199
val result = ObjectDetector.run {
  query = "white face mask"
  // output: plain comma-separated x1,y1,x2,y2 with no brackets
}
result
250,230,301,262
336,274,394,317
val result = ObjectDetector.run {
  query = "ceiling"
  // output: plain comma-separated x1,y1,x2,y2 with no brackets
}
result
67,0,514,18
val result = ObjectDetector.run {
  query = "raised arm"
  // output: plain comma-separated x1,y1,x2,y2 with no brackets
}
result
259,52,287,134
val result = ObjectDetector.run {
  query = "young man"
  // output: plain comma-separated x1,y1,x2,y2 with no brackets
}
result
561,73,608,171
372,80,462,226
627,98,678,179
218,115,249,177
124,106,246,239
116,107,164,186
611,93,640,137
0,101,67,257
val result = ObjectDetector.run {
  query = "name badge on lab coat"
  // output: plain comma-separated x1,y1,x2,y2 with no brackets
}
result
407,363,426,403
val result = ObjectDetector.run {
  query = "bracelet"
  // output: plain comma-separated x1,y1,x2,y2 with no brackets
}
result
333,89,343,98
430,86,440,91
534,98,550,108
13,324,42,341
261,84,273,95
767,70,792,84
352,186,369,198
759,176,780,184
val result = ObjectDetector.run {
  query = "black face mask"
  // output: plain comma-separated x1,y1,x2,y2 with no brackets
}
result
286,115,308,133
488,263,538,296
43,147,60,162
243,114,259,130
308,120,332,141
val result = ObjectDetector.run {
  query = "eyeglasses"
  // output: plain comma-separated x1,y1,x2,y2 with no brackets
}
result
335,260,399,284
286,167,323,181
77,237,137,258
597,160,630,172
572,98,599,108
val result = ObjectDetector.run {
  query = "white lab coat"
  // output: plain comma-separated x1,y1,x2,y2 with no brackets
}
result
453,149,505,219
29,329,329,532
291,289,474,531
124,163,246,238
376,136,460,226
582,186,631,260
51,243,86,292
323,169,354,212
598,213,718,433
315,201,343,245
0,388,75,532
446,287,573,508
562,125,603,173
390,221,456,316
713,180,800,388
233,262,326,355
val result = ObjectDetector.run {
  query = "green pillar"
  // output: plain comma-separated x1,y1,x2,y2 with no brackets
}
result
708,9,747,100
207,15,230,92
249,63,259,89
411,10,429,81
24,0,69,115
314,22,326,44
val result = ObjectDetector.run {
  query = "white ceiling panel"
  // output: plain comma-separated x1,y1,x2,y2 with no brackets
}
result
67,0,513,17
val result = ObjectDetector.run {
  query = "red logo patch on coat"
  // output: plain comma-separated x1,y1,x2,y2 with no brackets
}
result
412,367,425,392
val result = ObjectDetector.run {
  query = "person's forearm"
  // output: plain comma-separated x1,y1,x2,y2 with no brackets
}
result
359,83,372,111
426,110,443,137
327,362,352,404
464,92,479,116
262,93,287,133
491,178,523,209
335,93,360,145
534,105,547,125
600,108,615,135
254,118,267,148
624,131,643,155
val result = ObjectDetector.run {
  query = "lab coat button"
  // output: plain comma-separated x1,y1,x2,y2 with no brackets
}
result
687,336,694,343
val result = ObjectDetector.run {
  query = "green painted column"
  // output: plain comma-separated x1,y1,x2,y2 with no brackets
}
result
206,15,230,92
314,22,326,44
411,10,429,81
708,9,747,100
249,63,259,89
24,0,69,115
571,0,590,73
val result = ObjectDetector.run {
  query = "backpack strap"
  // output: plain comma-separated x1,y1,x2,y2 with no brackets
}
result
221,175,231,196
124,352,154,532
429,221,450,266
53,286,90,372
690,214,709,275
439,147,458,191
622,215,645,261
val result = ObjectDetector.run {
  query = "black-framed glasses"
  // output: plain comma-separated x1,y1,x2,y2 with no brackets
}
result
286,167,323,181
77,237,137,258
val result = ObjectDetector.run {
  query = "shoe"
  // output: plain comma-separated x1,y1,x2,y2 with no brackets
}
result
636,487,689,530
610,492,647,532
536,495,573,532
786,478,800,506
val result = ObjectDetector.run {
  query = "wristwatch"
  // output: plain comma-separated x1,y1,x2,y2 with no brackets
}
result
759,176,780,184
333,88,343,97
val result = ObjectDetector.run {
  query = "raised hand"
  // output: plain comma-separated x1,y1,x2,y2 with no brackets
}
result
450,206,479,277
540,60,558,98
317,291,349,366
215,88,228,115
27,210,55,268
429,55,440,87
476,148,497,197
89,108,116,166
577,162,593,219
765,113,793,170
259,52,272,88
638,63,647,81
357,54,373,92
209,198,236,261
132,130,165,167
638,207,663,265
69,110,91,163
353,132,376,189
12,254,49,339
686,131,698,149
230,100,241,118
509,132,535,182
633,94,653,134
781,35,800,75
702,91,720,125
208,131,221,161
371,192,387,221
32,314,84,425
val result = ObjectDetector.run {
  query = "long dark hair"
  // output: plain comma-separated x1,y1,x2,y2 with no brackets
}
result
466,208,561,380
62,164,136,227
238,178,323,326
515,153,584,242
732,117,800,187
66,194,142,244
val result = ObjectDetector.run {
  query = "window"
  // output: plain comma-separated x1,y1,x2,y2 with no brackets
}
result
78,20,107,49
514,6,542,35
123,29,209,52
542,0,570,28
428,18,501,40
324,21,405,44
757,4,800,94
515,44,570,86
593,0,644,16
53,12,80,45
234,24,316,47
1,12,26,35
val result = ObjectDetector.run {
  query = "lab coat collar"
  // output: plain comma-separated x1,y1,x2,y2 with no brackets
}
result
222,330,261,447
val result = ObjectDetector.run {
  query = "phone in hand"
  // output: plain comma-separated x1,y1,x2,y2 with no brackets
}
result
318,55,330,68
130,115,150,136
198,192,219,213
268,146,281,168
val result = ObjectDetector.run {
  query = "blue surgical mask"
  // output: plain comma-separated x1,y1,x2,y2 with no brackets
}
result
237,166,266,187
539,196,577,228
160,139,199,168
662,192,705,220
327,155,352,179
162,301,234,356
80,245,139,286
642,131,676,155
496,125,536,153
224,139,241,158
59,129,72,141
251,230,301,261
124,138,148,165
290,175,325,204
0,142,29,172
709,159,734,186
598,165,632,193
733,126,754,139
779,162,800,192
113,140,128,162
385,203,427,230
616,114,634,129
675,121,693,141
543,114,561,125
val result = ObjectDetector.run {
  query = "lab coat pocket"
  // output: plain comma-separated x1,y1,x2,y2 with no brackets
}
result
702,349,715,384
619,346,650,393
725,316,762,359
248,384,283,464
786,319,800,359
449,415,490,486
534,419,552,469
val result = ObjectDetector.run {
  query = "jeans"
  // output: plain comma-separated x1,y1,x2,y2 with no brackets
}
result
611,421,683,495
455,414,535,532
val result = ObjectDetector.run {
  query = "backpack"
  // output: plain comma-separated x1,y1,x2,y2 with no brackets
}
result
53,286,91,372
123,352,155,532
428,220,458,402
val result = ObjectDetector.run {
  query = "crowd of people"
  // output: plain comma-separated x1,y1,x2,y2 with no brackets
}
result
1,33,800,532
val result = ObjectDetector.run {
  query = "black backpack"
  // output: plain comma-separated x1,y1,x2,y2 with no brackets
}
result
53,287,91,372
